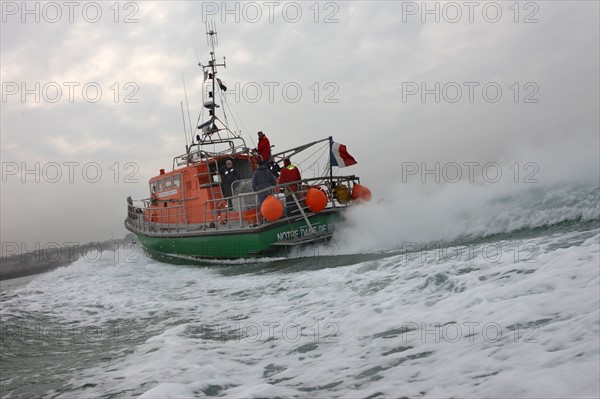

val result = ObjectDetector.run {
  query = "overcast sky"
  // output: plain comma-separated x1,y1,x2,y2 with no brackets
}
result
1,1,599,249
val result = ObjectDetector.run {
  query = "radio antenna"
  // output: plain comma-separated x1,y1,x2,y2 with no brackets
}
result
182,73,194,144
193,40,201,65
180,101,188,147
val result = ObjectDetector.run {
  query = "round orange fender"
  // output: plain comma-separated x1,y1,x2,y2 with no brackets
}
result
352,183,372,202
305,187,328,213
261,195,284,221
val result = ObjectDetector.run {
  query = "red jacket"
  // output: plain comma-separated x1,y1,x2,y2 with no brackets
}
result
277,164,302,191
255,136,271,161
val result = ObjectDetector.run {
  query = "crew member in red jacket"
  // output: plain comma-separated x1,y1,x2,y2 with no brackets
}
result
254,131,271,161
277,158,301,191
277,158,302,215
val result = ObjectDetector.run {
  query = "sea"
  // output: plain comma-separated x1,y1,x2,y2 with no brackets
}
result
1,182,599,398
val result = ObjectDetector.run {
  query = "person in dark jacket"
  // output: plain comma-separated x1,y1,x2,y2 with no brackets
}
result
267,155,281,178
252,160,276,209
254,131,271,161
218,159,239,207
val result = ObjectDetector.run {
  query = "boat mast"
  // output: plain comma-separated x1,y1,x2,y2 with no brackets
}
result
209,26,220,136
178,22,246,163
199,21,226,140
329,136,334,189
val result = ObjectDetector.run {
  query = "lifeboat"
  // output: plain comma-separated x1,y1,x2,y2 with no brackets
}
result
124,27,370,259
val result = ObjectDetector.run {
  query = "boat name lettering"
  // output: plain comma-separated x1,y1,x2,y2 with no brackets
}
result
277,223,333,242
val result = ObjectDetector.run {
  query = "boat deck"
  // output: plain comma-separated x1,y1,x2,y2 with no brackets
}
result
125,176,357,239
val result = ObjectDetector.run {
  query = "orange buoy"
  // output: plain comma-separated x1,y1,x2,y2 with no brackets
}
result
261,195,284,221
352,183,372,202
305,187,328,213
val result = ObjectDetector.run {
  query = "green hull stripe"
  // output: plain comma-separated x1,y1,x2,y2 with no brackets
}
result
134,213,338,258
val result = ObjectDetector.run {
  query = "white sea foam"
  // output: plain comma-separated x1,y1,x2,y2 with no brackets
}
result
1,185,598,398
2,225,597,398
333,182,599,254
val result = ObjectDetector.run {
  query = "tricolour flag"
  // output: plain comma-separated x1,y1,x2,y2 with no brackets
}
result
330,141,357,168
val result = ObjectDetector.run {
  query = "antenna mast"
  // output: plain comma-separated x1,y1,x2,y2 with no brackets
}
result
183,22,246,159
196,22,228,141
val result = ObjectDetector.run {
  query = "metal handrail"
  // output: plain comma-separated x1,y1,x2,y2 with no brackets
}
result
126,175,359,234
173,140,249,168
200,175,358,229
125,203,187,233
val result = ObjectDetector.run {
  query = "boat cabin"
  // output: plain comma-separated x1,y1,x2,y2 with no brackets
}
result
145,155,259,227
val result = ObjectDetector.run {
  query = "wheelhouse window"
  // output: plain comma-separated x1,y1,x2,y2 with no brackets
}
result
173,174,180,188
150,181,157,194
158,179,164,192
165,176,172,190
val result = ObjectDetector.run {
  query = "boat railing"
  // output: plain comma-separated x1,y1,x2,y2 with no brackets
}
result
200,175,359,229
125,175,360,234
173,141,250,168
202,187,264,229
125,200,188,233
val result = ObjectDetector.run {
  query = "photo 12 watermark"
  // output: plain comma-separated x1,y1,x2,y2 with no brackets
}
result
401,1,540,24
1,1,139,24
1,240,140,265
401,161,539,184
399,241,540,265
402,82,540,104
399,321,540,344
223,81,340,104
0,319,141,345
201,1,340,24
2,82,140,104
1,161,140,184
186,320,340,344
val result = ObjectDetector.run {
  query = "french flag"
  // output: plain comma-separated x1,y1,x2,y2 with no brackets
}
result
330,141,357,168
